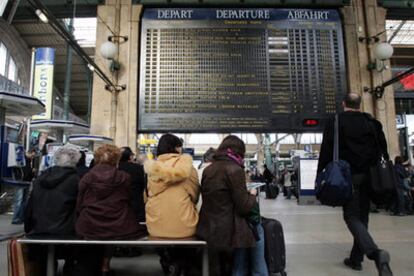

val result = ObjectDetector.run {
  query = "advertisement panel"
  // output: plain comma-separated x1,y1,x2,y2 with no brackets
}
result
32,47,55,120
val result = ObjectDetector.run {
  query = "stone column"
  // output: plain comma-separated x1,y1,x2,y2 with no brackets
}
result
90,1,142,151
341,0,399,159
255,133,265,173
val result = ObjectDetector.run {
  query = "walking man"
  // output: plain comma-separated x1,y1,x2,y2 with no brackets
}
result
318,93,393,276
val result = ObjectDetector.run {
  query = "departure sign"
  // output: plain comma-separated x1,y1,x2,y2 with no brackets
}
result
139,8,347,132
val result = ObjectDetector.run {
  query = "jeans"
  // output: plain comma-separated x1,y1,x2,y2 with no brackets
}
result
393,187,406,214
343,173,378,264
285,187,292,199
232,224,268,276
12,188,27,224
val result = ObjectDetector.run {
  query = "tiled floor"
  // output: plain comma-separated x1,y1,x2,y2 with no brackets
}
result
260,196,414,276
111,193,414,275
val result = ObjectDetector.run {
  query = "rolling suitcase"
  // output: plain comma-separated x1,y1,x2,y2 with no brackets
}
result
262,217,287,276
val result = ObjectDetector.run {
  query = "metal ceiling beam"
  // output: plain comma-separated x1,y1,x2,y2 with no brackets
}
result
392,55,414,59
387,8,414,20
55,60,85,67
14,4,98,20
378,0,414,8
134,0,350,6
18,32,60,37
388,20,406,43
26,0,117,90
6,0,22,24
68,95,89,98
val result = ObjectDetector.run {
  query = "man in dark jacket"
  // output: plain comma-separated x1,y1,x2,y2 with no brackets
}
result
263,164,274,185
24,146,81,276
76,151,90,179
12,149,36,224
118,146,146,222
318,93,393,276
393,156,409,216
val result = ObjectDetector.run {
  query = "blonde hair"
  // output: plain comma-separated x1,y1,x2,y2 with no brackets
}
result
94,144,121,167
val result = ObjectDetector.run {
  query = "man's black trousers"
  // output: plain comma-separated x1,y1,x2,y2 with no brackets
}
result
342,173,379,264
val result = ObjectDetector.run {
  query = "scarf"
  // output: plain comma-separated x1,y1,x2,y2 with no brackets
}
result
226,148,244,168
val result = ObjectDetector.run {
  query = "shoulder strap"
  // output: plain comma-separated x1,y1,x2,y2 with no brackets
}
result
144,173,149,198
333,114,339,162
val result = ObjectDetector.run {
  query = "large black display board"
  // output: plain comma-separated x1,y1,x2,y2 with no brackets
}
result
139,8,346,132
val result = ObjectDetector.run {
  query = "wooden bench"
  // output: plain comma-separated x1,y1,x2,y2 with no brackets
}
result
17,237,208,276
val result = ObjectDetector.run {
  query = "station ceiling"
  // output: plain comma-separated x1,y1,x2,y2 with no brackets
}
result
8,0,414,21
11,20,93,118
13,0,102,20
4,0,414,120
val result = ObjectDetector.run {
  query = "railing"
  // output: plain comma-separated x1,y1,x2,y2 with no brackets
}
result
0,74,29,95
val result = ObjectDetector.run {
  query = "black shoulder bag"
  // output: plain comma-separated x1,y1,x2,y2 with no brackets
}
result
367,118,397,204
315,114,353,207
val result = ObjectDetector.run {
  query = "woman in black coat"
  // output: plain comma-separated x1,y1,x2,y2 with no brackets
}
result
118,147,146,222
25,146,81,276
197,135,258,276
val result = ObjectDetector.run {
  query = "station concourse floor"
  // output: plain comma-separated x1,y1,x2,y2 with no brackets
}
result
1,193,413,275
110,193,414,276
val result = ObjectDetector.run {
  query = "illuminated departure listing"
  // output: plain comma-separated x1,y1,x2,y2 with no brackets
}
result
139,8,346,132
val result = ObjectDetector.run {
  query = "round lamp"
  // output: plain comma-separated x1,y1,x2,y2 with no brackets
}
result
373,42,394,61
100,41,118,60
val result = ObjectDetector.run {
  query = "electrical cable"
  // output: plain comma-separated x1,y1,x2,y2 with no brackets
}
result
27,0,118,90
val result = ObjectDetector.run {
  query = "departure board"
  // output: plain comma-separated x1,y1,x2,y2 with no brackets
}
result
139,8,347,132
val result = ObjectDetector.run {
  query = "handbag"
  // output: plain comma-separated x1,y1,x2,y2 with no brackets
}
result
366,117,397,202
315,114,353,207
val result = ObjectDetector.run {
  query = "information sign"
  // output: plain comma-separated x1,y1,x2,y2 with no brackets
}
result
139,8,347,132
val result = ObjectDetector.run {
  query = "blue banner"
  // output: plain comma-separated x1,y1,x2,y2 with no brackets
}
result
33,47,55,120
35,48,55,66
143,8,340,22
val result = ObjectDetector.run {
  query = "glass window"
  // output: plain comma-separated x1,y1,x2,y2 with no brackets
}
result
0,43,7,76
387,20,414,45
0,1,7,17
73,17,97,48
8,56,16,81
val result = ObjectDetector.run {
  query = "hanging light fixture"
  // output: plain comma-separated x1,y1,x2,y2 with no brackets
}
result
35,9,48,23
99,41,121,72
99,41,118,60
367,42,394,72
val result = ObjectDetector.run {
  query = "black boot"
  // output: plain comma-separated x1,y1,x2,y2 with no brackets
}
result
371,250,393,276
343,258,362,271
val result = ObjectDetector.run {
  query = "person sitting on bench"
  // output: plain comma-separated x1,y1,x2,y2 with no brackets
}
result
144,134,200,274
75,144,146,276
24,145,81,276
